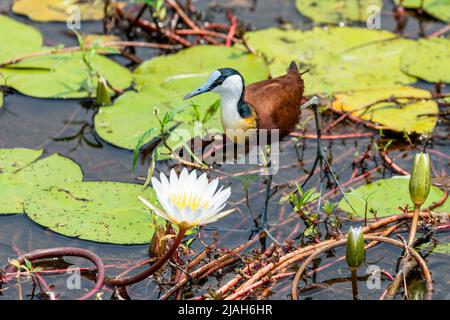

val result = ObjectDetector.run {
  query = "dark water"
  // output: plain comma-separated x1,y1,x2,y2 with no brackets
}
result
0,0,449,300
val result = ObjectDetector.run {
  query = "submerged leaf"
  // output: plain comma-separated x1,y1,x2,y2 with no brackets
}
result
338,177,450,217
400,38,450,83
332,86,438,134
0,148,83,214
296,0,382,24
24,182,166,244
12,0,104,22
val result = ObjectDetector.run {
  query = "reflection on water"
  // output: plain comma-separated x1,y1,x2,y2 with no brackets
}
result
0,0,448,299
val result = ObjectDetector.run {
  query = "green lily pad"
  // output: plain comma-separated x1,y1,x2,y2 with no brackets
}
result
0,148,83,214
24,182,165,244
296,0,383,24
332,86,438,134
12,0,104,22
400,38,450,83
95,45,269,153
394,0,450,22
433,242,450,255
245,27,415,94
339,177,450,217
1,51,132,98
0,14,43,63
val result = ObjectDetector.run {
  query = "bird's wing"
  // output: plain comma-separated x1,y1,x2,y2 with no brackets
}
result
244,71,304,135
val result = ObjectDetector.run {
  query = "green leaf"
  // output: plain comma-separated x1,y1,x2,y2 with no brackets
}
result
0,148,83,214
1,51,132,98
400,38,450,83
24,182,167,244
245,27,415,94
12,0,104,22
95,45,269,154
332,86,438,134
394,0,450,22
0,14,43,63
296,0,382,24
338,177,450,217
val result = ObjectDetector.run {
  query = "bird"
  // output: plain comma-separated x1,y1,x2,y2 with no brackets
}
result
183,61,306,142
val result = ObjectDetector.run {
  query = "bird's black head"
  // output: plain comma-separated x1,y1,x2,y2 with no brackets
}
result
183,68,244,100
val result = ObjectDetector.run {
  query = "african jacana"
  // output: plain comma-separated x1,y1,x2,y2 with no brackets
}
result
183,62,321,236
183,61,307,140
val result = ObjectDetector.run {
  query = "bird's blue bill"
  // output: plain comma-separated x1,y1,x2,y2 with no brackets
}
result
183,70,221,100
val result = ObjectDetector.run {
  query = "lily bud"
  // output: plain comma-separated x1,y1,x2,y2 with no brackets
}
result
409,152,431,206
346,227,365,270
95,77,111,106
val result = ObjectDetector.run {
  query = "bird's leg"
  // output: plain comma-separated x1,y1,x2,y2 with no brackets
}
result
300,97,356,214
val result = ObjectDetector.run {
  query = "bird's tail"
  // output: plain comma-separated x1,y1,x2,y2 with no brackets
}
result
288,61,299,72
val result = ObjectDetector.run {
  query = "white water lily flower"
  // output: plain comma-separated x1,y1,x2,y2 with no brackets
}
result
139,168,234,228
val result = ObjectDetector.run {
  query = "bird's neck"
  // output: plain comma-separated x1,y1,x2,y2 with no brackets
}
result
218,79,247,116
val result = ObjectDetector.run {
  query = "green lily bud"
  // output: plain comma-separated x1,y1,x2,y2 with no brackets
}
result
409,152,431,206
95,76,112,106
346,227,365,270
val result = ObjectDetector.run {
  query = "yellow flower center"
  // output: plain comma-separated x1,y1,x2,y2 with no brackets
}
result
170,192,209,211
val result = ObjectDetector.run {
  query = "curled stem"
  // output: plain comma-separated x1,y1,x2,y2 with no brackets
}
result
106,227,187,287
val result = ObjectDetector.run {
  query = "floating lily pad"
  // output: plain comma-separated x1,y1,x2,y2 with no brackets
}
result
0,148,83,214
1,51,132,98
433,242,450,255
245,27,415,94
332,86,438,134
400,38,450,83
296,0,382,24
339,177,450,217
24,182,166,244
394,0,450,22
0,14,43,63
95,45,269,152
12,0,104,22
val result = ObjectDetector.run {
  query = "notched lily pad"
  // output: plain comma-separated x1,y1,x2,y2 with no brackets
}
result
24,182,166,244
400,38,450,83
339,177,450,217
332,86,438,134
12,0,104,22
245,27,415,94
0,148,83,214
1,51,132,98
296,0,382,24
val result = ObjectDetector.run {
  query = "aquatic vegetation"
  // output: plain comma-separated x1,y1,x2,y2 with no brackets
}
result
394,0,450,23
296,0,383,24
332,86,439,134
25,181,164,244
12,0,104,22
0,0,448,302
338,176,450,217
0,148,83,214
139,168,234,228
400,38,450,83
